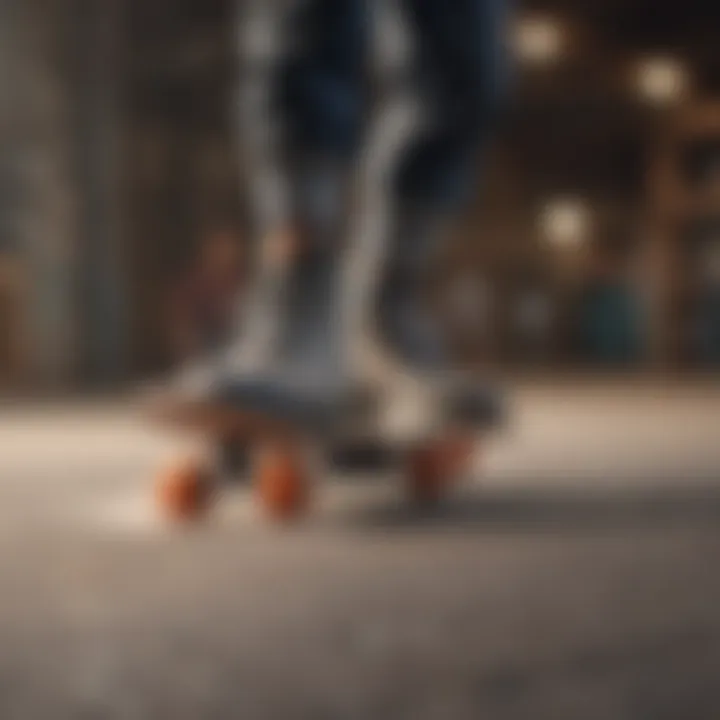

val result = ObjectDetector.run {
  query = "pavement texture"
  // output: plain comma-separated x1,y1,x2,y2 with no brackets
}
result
1,382,720,719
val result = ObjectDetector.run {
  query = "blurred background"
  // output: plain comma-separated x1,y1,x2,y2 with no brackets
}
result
2,5,720,717
1,0,720,391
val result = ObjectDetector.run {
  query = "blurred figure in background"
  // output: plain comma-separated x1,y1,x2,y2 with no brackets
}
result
514,275,555,366
166,224,246,363
693,240,720,367
577,243,643,368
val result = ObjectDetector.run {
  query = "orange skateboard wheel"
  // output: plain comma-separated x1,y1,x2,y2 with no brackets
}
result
155,460,214,522
405,433,476,505
255,443,310,522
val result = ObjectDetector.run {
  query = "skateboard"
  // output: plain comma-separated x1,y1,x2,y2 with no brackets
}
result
148,382,502,523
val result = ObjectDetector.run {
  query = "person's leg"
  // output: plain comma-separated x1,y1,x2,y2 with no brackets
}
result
224,0,369,373
277,0,368,167
378,0,511,369
398,0,510,209
165,0,367,412
270,0,370,376
174,0,371,428
237,0,368,227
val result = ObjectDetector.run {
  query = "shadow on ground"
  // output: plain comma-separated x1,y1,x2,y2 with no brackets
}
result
339,477,720,533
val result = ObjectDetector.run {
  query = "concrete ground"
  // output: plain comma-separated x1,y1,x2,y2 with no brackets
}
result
1,382,720,719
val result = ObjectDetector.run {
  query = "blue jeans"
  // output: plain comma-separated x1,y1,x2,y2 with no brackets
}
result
275,0,510,213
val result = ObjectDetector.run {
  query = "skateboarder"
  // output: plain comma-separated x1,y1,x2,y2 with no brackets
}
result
163,0,511,434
